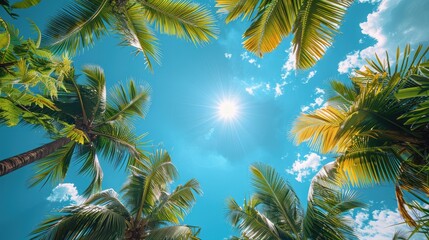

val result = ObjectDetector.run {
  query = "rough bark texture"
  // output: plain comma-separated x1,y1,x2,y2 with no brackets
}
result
0,137,70,176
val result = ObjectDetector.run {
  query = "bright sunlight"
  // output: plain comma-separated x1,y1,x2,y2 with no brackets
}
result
217,100,239,120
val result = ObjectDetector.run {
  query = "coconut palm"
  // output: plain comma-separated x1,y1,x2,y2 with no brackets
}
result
31,150,202,240
291,45,429,226
0,65,149,195
44,0,217,69
227,163,364,240
216,0,353,69
1,0,42,18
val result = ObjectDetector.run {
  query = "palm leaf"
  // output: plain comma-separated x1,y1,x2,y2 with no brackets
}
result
227,197,281,240
146,225,197,240
122,150,177,218
215,0,260,22
150,178,201,224
139,0,217,44
293,0,352,69
104,80,151,123
76,146,103,196
114,3,160,70
242,0,300,57
30,204,127,240
81,65,106,124
291,105,348,153
250,163,303,238
44,0,112,54
30,141,76,187
11,0,41,9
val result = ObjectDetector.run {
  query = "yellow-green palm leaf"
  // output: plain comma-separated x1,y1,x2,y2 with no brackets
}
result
293,0,352,69
139,0,217,44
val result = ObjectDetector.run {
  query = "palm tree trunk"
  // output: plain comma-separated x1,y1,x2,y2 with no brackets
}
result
0,137,70,176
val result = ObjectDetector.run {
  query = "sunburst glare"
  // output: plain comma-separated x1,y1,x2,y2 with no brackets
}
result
217,99,239,120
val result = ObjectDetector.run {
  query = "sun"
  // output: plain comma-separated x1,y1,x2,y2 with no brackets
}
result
217,99,239,120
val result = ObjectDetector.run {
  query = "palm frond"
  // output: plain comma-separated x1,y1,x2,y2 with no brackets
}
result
11,0,41,9
250,163,303,238
293,0,352,69
337,138,403,186
44,0,112,54
122,150,177,218
76,146,103,196
104,80,151,123
30,204,127,240
81,65,106,123
215,0,260,22
150,178,202,224
92,123,148,168
226,197,281,240
30,141,76,187
139,0,217,44
242,0,300,57
114,3,160,70
291,105,348,153
146,225,197,240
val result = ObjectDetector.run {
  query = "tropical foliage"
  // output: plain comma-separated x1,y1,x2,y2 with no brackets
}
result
291,45,429,226
0,65,150,196
31,150,202,240
44,0,217,69
227,163,364,240
216,0,353,69
0,18,71,129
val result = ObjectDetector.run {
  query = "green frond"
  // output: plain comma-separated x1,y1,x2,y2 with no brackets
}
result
337,139,403,186
226,197,281,240
250,163,303,238
92,123,148,168
30,141,76,187
122,150,177,217
146,225,196,240
114,3,160,70
44,0,112,54
243,0,300,57
104,80,151,123
83,189,131,219
139,0,218,45
293,0,352,69
30,203,127,240
81,65,106,123
150,178,202,224
76,146,103,196
328,80,358,106
215,0,260,22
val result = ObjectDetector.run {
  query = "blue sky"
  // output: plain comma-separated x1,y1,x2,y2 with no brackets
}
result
1,0,429,239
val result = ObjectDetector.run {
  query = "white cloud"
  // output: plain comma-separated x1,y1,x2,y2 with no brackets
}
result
224,53,232,59
249,58,256,64
245,83,262,95
274,81,287,98
359,38,364,44
240,51,249,60
281,45,296,80
315,87,325,95
353,208,414,240
301,105,310,112
286,153,327,182
338,0,429,74
47,183,84,205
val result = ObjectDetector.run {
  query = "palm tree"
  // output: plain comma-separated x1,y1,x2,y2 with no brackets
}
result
1,0,42,18
216,0,353,69
227,163,364,240
0,65,150,195
31,150,202,240
291,45,429,226
44,0,217,69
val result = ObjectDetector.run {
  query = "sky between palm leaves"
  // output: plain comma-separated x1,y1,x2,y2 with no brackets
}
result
1,0,429,239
